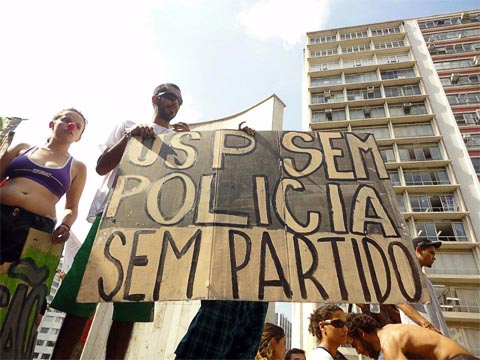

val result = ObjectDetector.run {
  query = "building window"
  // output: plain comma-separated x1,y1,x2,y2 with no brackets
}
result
347,87,381,100
454,113,480,126
312,109,346,123
393,123,434,138
340,30,368,41
415,221,467,242
384,84,421,97
388,171,401,185
425,28,480,42
398,144,442,161
310,48,338,57
36,339,45,346
310,34,337,44
434,59,475,70
389,102,427,117
472,158,480,175
442,42,480,55
380,147,395,163
464,134,480,149
39,327,49,333
312,90,344,104
352,125,390,140
343,57,374,68
310,61,340,72
404,169,450,185
381,68,416,80
341,43,371,54
349,106,386,120
429,255,479,276
311,75,342,87
377,53,410,64
371,27,401,36
447,92,480,106
374,39,405,49
409,194,457,212
345,71,377,83
419,17,461,29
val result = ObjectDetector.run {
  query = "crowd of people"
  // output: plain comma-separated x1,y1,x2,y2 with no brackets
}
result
1,83,478,360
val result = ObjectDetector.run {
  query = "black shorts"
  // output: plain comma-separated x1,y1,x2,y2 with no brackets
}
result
0,204,55,264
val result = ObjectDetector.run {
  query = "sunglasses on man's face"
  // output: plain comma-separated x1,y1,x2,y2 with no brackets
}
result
158,92,183,106
323,319,347,328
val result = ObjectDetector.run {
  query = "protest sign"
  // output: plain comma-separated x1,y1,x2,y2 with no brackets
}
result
78,130,426,304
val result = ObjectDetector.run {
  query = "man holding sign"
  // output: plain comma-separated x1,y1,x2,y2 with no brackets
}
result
51,83,188,359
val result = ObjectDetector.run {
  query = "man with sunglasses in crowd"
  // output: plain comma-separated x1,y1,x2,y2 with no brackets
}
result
51,83,188,359
346,313,477,360
396,236,450,336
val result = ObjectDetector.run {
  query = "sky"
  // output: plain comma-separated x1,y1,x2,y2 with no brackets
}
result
1,0,479,319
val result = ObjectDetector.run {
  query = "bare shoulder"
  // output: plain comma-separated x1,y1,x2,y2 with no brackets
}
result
9,142,31,156
380,324,471,359
71,158,87,177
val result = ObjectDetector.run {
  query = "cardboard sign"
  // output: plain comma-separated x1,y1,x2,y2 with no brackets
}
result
78,131,427,304
0,228,63,359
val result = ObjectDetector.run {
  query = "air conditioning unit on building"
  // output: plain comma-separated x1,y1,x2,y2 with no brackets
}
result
458,33,466,39
450,73,460,84
403,102,412,114
325,108,333,113
363,106,371,115
474,56,480,66
367,86,375,93
324,90,331,98
427,36,434,43
475,109,480,121
462,134,471,143
428,43,436,52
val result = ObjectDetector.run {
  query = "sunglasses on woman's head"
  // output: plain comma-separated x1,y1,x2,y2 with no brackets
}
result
323,319,346,328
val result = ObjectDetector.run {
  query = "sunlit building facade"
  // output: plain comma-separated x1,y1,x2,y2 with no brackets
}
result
298,9,480,357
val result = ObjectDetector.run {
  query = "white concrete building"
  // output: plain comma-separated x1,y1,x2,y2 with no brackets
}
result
295,10,480,358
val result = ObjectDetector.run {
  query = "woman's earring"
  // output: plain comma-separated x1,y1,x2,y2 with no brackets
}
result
267,342,273,358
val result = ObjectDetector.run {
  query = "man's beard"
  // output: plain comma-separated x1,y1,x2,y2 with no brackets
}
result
360,338,380,359
158,107,176,121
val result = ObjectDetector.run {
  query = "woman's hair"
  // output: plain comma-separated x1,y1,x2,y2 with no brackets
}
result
255,322,285,360
308,304,344,341
52,108,88,135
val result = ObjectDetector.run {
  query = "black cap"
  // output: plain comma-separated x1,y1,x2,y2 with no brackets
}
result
412,237,442,249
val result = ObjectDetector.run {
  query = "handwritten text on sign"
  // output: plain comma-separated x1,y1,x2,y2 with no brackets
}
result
78,131,425,304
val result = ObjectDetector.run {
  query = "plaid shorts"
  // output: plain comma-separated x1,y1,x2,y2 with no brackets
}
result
175,300,269,359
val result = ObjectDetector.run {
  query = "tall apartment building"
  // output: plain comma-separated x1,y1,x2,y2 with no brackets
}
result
298,9,480,357
420,11,480,180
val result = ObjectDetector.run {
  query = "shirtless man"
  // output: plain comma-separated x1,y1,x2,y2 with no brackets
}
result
346,313,478,360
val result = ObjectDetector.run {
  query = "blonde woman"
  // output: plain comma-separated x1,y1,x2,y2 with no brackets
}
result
255,322,286,360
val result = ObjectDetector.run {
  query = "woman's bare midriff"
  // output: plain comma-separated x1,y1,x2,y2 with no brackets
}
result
0,178,59,219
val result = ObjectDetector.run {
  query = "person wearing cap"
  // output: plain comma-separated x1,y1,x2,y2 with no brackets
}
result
396,236,449,336
50,83,189,359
